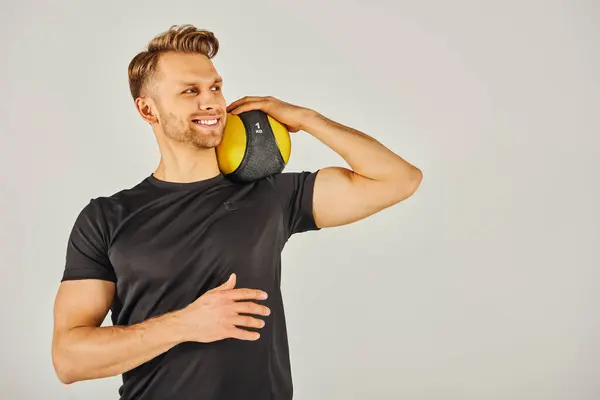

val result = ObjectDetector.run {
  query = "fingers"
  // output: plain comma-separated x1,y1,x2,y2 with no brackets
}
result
230,101,269,115
227,327,261,341
224,312,267,341
227,96,277,114
232,301,271,316
224,303,270,341
226,96,265,112
226,288,268,301
209,273,236,292
230,314,266,330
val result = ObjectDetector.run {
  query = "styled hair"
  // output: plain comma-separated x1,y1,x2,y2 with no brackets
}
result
127,24,219,100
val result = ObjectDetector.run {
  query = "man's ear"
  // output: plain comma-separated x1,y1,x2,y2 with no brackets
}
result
135,97,158,124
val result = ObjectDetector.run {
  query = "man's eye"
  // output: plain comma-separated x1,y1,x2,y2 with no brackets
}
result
212,86,221,91
184,88,197,94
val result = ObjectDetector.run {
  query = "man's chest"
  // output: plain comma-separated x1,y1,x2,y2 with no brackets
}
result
106,188,286,288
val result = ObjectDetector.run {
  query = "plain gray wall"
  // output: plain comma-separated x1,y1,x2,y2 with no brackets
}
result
1,0,598,399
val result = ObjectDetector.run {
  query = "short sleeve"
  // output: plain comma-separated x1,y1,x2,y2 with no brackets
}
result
61,199,117,282
267,170,321,237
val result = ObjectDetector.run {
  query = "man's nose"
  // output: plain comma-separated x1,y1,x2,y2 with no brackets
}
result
197,91,219,111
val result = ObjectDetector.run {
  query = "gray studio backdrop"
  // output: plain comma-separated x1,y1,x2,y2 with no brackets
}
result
1,1,598,399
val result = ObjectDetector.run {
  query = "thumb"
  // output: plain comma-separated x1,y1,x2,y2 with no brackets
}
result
213,273,236,292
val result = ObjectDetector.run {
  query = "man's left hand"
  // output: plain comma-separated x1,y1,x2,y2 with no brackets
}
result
226,96,314,133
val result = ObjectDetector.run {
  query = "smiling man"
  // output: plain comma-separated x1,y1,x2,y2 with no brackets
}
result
51,24,422,400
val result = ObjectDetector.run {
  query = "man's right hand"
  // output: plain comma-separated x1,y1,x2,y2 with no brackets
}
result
176,273,271,342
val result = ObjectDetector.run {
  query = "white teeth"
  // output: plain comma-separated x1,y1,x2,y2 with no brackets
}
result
195,119,217,125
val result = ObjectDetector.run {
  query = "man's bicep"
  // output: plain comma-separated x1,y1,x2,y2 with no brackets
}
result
312,166,410,228
53,279,115,333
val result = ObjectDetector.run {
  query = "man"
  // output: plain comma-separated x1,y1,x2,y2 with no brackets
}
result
51,24,422,399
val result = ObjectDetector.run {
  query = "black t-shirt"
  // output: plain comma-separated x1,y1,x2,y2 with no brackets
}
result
61,170,321,400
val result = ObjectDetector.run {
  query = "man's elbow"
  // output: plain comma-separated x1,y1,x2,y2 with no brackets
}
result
52,342,78,385
408,166,423,194
393,166,423,201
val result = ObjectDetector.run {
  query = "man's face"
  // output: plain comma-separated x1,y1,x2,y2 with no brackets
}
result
150,52,227,149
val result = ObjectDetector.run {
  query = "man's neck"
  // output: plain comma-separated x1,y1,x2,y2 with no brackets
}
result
153,145,221,184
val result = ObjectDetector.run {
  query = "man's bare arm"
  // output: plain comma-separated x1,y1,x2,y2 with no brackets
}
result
51,273,270,384
51,279,188,384
225,97,423,228
303,111,423,228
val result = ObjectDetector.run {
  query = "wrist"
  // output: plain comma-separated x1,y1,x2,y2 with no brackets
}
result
299,108,324,132
163,309,192,344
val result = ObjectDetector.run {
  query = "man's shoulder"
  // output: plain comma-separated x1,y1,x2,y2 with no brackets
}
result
77,176,155,221
100,177,151,200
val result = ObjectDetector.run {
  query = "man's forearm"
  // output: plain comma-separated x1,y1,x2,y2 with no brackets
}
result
53,311,188,384
301,110,421,182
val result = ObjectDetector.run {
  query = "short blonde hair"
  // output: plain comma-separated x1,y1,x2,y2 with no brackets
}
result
127,24,219,100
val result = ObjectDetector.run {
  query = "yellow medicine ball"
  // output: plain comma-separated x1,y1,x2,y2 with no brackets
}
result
216,110,291,182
